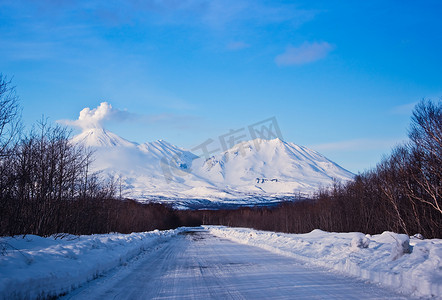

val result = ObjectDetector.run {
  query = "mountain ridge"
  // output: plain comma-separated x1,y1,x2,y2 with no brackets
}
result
71,127,354,208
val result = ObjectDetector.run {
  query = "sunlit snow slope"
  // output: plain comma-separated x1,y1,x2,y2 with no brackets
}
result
193,138,353,195
72,128,354,208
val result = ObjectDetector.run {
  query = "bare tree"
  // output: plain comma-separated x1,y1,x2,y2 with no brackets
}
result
408,99,442,215
0,74,21,157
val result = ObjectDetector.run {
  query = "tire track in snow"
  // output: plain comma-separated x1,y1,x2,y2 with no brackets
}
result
63,229,411,299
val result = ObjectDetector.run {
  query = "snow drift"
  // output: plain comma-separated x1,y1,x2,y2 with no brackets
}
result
205,226,442,298
2,227,440,298
0,229,183,299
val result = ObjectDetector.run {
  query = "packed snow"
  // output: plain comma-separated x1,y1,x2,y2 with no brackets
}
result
72,128,354,208
1,227,440,299
0,229,183,299
206,226,442,298
62,228,412,299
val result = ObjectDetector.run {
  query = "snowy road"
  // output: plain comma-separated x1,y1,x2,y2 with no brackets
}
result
63,229,410,299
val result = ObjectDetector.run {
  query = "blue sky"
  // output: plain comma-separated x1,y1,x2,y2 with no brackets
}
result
1,0,441,173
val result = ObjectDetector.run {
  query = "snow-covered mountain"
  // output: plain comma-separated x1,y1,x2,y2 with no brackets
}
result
192,138,353,195
72,128,354,208
72,128,137,148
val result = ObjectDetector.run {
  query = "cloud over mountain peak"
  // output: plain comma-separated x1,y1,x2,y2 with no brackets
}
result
59,102,133,131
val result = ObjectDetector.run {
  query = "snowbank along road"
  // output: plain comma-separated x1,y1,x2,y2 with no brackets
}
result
63,228,411,299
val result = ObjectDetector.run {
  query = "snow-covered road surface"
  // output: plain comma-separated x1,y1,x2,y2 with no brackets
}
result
63,228,410,299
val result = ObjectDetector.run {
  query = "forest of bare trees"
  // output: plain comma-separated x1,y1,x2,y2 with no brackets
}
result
0,74,440,238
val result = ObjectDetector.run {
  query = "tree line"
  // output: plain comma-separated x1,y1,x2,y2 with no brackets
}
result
1,74,440,238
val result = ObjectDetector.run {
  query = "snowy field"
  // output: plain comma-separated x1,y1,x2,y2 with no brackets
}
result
0,229,183,299
206,226,442,298
0,227,441,299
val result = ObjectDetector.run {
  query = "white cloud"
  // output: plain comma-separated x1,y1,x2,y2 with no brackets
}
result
58,102,200,131
275,42,334,66
59,102,129,130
